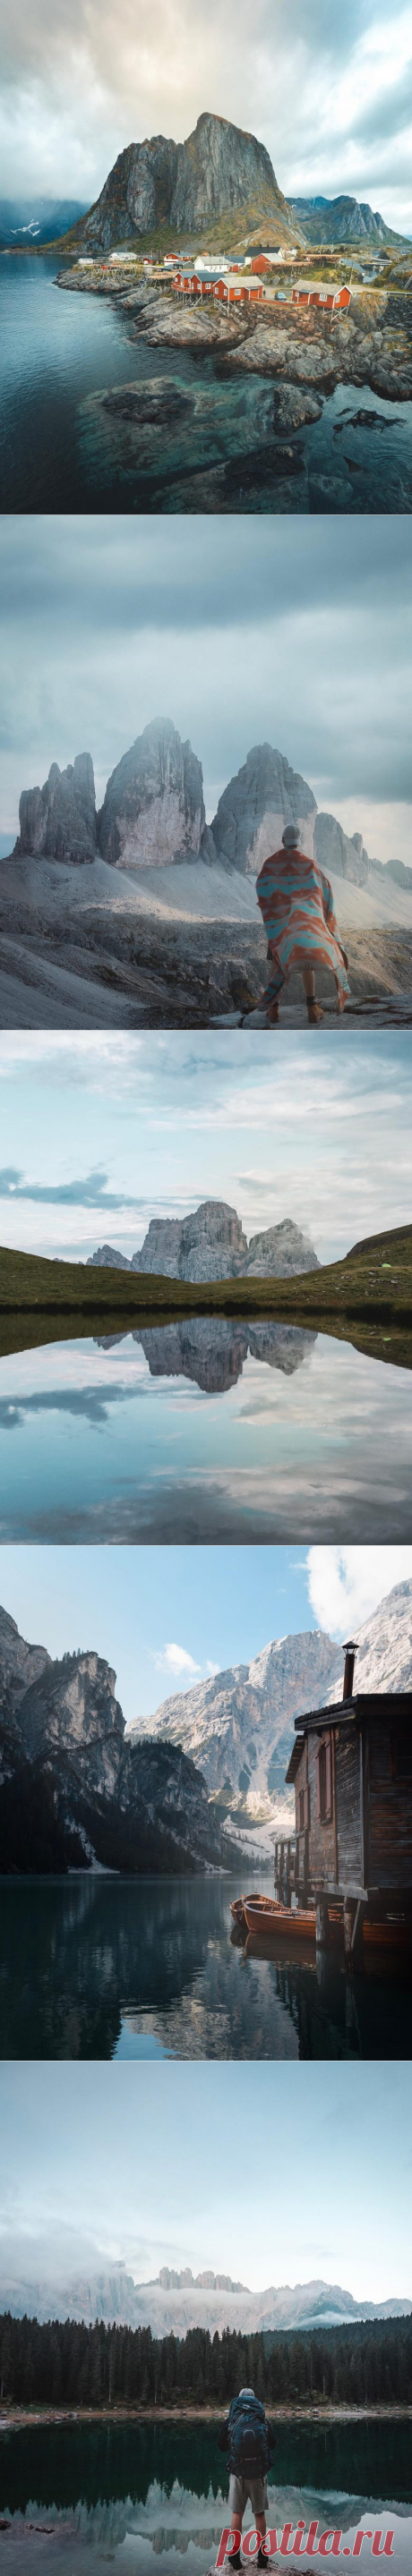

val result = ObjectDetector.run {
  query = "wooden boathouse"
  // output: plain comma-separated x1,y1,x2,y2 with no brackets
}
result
282,1644,412,1963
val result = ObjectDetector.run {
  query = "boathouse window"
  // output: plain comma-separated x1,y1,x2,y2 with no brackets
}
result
297,1786,310,1831
315,1733,333,1823
391,1731,412,1781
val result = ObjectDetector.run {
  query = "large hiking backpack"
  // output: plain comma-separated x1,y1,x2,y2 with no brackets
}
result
228,2393,269,2481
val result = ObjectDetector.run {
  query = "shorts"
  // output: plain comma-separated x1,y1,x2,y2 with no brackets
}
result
228,2475,268,2519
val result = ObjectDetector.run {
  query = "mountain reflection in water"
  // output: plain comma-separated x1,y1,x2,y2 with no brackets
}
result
1,1875,412,2062
93,1318,315,1393
0,1316,411,1540
0,2419,411,2574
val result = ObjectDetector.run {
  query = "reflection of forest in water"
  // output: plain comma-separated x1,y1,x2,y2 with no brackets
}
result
2,1875,412,2062
94,1318,316,1394
1,2419,411,2575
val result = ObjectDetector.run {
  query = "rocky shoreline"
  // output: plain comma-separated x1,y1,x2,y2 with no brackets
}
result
57,267,412,404
2,2402,411,2427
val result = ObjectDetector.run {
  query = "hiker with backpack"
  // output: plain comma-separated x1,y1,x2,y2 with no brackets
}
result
217,2385,276,2568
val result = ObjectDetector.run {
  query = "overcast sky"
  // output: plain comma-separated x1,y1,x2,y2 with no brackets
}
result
0,516,411,870
0,0,411,232
1,2062,411,2300
0,1543,409,1724
1,1028,411,1266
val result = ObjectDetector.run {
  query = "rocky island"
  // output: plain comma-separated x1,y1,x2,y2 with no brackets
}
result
1,718,411,1029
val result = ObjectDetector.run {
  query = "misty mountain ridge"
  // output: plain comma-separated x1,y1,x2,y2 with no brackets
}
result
0,198,87,249
2,2264,409,2335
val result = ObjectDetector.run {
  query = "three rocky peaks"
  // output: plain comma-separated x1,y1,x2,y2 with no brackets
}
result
13,717,374,888
87,1200,319,1282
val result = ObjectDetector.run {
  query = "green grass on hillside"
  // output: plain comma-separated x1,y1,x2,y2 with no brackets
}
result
1,1226,411,1321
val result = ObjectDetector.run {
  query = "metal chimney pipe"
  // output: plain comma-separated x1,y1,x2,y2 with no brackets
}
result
342,1641,359,1702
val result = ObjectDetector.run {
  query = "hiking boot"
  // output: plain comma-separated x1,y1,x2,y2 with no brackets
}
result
305,998,323,1024
227,2552,243,2569
256,2552,270,2568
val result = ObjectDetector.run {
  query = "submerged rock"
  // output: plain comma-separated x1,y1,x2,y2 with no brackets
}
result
102,378,193,426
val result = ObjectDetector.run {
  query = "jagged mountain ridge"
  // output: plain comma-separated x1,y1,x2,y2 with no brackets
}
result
289,195,409,248
0,1609,240,1876
58,114,304,255
88,1202,320,1284
130,1579,412,1822
2,1580,410,1862
2,2264,409,2334
11,722,384,900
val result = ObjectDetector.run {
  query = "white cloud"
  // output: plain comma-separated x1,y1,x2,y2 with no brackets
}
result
306,1546,412,1637
153,1642,202,1679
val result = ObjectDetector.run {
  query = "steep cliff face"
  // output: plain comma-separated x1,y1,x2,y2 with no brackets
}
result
98,719,205,870
210,744,318,873
0,1609,238,1875
245,1220,319,1279
315,812,370,886
133,1629,339,1815
0,1603,50,1730
17,1650,124,1763
72,114,302,252
15,755,97,865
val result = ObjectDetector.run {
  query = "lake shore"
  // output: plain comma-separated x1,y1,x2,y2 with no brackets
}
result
2,2402,412,2430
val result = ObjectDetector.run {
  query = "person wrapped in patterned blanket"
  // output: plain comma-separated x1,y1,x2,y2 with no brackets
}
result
255,823,350,1024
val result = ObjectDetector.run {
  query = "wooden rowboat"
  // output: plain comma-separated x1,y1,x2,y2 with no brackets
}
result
244,1899,317,1941
230,1892,265,1926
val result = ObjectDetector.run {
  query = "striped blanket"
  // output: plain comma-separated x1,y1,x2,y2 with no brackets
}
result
256,847,351,1004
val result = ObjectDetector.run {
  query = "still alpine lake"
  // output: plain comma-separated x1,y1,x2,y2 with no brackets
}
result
1,254,412,512
1,1875,412,2060
0,2417,410,2571
0,1316,411,1543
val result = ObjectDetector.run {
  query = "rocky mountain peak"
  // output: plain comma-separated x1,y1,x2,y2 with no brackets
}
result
15,753,97,866
0,1602,51,1722
88,1199,319,1286
210,744,318,874
314,812,370,886
70,113,303,254
98,718,205,871
15,1648,125,1761
133,1582,412,1825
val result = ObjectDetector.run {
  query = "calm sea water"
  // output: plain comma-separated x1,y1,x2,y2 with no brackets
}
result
1,255,411,511
0,1317,411,1542
1,1875,411,2060
0,2417,410,2571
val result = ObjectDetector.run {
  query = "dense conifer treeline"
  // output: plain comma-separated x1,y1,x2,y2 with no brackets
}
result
1,2315,411,2410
